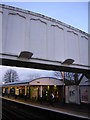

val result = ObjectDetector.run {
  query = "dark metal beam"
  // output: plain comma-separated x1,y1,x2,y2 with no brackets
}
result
1,58,90,74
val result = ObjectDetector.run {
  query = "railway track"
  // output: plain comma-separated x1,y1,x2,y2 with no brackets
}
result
2,98,89,120
2,102,42,120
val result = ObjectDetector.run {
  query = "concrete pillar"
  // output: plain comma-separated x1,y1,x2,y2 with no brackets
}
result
29,86,30,98
8,87,10,98
25,86,27,96
25,86,27,101
15,87,19,99
15,87,17,95
40,86,42,98
40,86,43,104
2,88,5,96
15,86,17,99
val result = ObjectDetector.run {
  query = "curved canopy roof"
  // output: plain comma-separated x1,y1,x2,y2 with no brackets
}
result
2,77,64,87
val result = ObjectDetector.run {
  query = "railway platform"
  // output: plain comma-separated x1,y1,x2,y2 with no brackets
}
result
1,96,90,120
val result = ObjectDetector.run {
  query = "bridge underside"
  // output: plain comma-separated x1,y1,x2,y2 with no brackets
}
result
1,58,90,77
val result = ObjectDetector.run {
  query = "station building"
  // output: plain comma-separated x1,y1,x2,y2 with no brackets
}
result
2,77,64,102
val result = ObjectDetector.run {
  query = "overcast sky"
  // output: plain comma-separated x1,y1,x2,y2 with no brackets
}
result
0,65,62,85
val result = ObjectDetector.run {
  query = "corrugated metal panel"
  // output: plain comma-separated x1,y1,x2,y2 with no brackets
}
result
0,4,89,69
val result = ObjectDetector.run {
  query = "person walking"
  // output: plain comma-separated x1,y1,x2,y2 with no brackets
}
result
50,92,54,106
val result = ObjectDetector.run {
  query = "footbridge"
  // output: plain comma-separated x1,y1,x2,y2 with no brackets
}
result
0,4,90,75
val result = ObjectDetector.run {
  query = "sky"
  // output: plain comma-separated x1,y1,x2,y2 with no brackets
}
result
2,2,88,33
0,65,62,85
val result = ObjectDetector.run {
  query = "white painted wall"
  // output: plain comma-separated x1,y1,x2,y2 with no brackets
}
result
80,86,90,103
65,85,80,104
1,5,89,68
29,78,63,86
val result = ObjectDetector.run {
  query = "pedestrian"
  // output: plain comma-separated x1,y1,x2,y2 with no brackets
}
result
50,92,54,106
52,93,55,103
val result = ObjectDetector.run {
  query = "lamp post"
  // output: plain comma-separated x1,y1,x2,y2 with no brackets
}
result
61,58,75,103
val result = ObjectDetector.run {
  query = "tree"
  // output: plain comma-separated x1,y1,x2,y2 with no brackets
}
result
53,71,84,85
64,72,83,85
53,71,62,79
64,72,74,85
3,69,19,83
